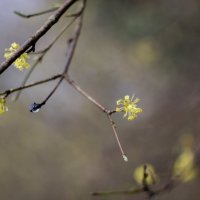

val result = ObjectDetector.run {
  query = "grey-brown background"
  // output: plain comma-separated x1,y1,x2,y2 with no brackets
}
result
0,0,200,199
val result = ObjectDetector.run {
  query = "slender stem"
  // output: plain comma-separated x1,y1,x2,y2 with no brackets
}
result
41,77,64,105
65,75,107,112
63,0,85,74
14,6,60,18
107,114,128,162
0,0,78,75
0,74,62,98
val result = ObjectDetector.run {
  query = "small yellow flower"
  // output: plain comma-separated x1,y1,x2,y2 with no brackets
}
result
116,95,142,120
133,164,158,185
0,97,8,114
4,42,30,71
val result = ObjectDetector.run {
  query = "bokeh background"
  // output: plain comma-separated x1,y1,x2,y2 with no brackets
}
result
0,0,200,199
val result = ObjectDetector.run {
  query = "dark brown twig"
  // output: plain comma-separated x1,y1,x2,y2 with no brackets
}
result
0,74,62,98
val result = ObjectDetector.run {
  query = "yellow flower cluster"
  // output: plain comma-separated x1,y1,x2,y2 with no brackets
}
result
116,95,142,120
4,42,30,71
173,147,197,182
0,97,8,114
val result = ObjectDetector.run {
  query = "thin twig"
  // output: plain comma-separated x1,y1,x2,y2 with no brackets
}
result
40,77,64,105
0,74,62,98
65,75,108,112
63,0,85,74
0,0,78,75
14,7,60,18
107,114,128,162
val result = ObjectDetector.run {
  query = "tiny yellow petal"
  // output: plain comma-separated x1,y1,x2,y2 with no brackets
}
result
128,116,135,120
133,98,140,104
124,95,130,100
116,99,123,105
11,42,19,49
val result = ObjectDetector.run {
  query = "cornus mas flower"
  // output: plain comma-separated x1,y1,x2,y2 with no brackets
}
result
0,97,8,114
4,42,30,71
116,95,142,120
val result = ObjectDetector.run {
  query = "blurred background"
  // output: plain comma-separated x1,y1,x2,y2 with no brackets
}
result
0,0,200,199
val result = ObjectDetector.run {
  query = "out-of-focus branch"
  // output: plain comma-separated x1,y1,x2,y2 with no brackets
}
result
63,1,85,74
92,176,178,199
14,6,60,18
0,0,78,75
92,188,143,196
